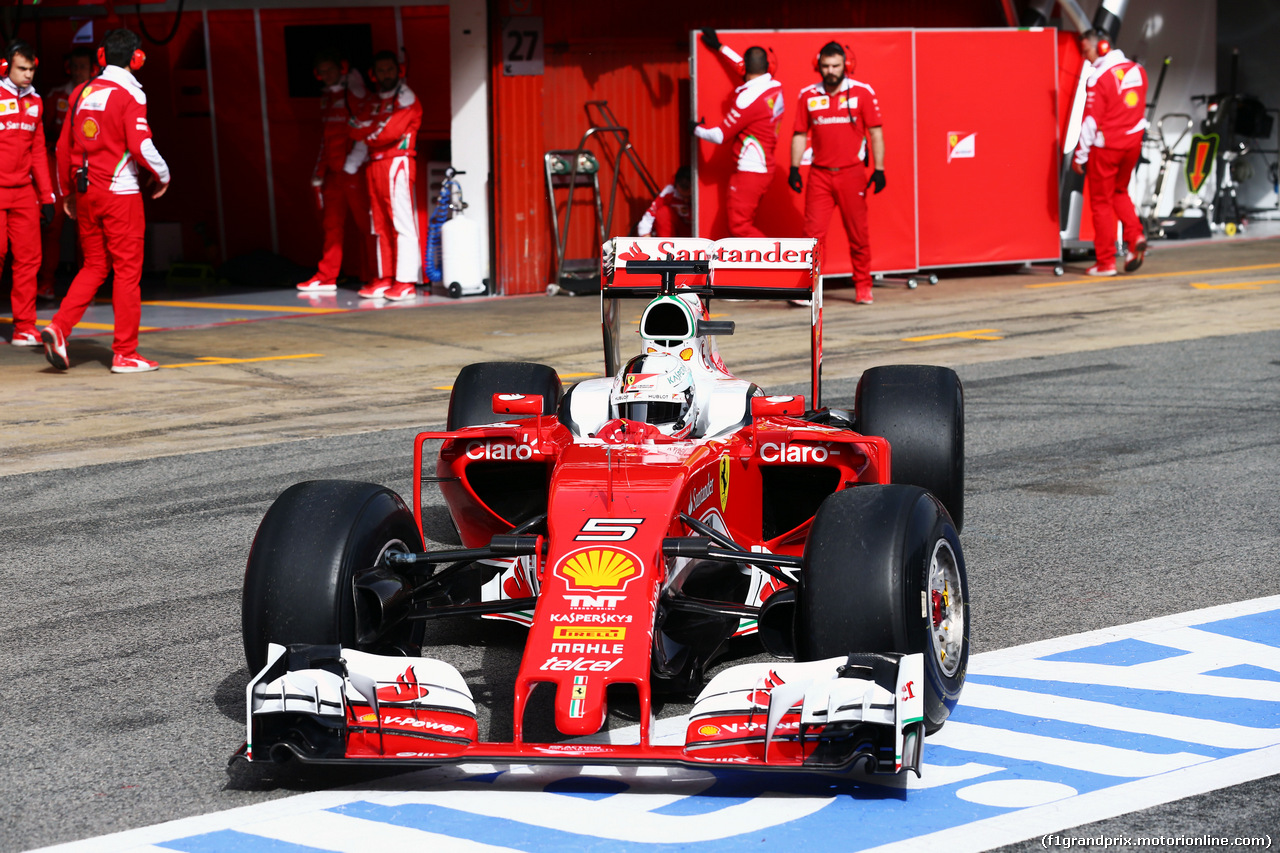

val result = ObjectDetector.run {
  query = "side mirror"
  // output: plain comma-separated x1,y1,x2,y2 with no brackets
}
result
492,393,543,416
751,395,805,418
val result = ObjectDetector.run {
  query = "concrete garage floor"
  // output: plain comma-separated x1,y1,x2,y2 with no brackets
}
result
2,237,1279,477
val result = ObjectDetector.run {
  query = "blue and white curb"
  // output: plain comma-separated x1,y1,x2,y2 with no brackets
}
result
34,595,1280,853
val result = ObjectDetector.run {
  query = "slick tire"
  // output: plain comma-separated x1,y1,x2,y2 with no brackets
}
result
855,365,964,530
798,485,969,734
447,362,562,430
242,480,424,673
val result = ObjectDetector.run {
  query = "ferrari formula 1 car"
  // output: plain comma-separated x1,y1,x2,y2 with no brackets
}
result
237,236,968,777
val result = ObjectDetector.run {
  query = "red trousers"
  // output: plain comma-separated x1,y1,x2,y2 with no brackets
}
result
39,196,66,294
51,188,145,356
804,164,872,296
367,155,421,284
2,186,43,335
1087,145,1143,267
315,170,374,283
727,169,772,238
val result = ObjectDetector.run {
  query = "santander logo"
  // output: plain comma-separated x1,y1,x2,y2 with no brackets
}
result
618,242,651,262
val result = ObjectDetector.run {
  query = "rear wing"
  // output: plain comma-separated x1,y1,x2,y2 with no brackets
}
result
600,237,825,408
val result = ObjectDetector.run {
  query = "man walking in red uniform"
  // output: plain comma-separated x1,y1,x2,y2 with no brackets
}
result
38,45,94,300
296,51,373,293
1,41,57,347
354,50,422,301
637,167,691,238
693,31,783,238
1073,30,1148,276
789,42,885,305
44,28,169,373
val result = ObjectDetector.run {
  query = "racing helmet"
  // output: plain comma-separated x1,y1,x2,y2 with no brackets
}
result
610,353,698,438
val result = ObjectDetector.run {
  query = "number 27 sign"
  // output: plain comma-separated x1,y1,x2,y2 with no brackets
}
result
503,17,543,76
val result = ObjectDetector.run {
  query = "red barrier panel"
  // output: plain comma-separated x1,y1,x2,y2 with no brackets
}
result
693,28,1062,277
914,29,1060,266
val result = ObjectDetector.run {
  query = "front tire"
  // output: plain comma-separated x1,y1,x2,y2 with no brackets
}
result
242,480,424,673
798,485,968,733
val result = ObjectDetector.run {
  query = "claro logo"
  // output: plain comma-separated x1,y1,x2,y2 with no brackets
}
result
759,442,829,463
466,440,535,460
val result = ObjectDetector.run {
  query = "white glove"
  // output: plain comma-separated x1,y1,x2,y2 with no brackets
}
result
310,175,324,188
343,141,369,175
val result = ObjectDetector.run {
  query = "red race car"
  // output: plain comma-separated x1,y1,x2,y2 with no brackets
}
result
237,237,967,777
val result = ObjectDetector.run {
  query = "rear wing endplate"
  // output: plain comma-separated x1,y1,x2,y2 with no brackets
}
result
600,237,824,408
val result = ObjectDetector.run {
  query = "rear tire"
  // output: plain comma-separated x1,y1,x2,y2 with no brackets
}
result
242,480,424,673
447,362,561,430
798,485,968,733
855,365,964,530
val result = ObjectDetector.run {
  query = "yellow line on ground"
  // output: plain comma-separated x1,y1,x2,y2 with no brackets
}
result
2,317,158,332
1190,279,1279,290
1026,262,1280,289
160,354,324,369
902,328,1004,342
432,371,603,392
141,300,343,314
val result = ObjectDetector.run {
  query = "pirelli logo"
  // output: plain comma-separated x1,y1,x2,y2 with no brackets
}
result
552,626,626,641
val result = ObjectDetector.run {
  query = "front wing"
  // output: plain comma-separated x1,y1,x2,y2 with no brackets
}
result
237,643,925,776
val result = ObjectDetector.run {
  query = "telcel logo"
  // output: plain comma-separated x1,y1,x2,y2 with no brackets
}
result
466,440,534,460
759,442,829,463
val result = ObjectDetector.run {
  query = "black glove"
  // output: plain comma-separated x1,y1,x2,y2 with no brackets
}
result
788,166,803,194
41,203,55,225
866,169,886,194
700,28,721,51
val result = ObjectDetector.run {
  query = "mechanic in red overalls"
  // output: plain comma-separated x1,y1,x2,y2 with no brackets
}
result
693,31,783,239
637,167,692,238
789,42,885,305
296,51,373,293
44,29,169,373
38,46,95,302
1,41,56,347
1072,30,1149,276
352,50,422,301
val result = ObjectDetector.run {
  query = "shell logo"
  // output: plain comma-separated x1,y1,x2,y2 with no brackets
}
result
1124,91,1139,108
559,548,639,590
697,724,720,737
81,117,99,140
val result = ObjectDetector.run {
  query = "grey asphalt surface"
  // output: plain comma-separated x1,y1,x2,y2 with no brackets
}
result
3,329,1279,851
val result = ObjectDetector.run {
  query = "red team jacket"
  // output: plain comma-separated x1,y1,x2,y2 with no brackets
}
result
315,71,368,181
360,82,422,161
695,73,785,173
1075,48,1148,164
56,65,169,196
0,76,55,207
637,183,692,237
794,77,883,169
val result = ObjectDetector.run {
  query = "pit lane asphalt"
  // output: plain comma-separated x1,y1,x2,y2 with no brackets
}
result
2,243,1279,851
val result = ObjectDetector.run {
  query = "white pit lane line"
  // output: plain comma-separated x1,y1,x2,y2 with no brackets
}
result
32,595,1280,853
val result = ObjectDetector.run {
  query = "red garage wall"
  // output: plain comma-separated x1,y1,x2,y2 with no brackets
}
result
30,6,449,273
490,0,1007,295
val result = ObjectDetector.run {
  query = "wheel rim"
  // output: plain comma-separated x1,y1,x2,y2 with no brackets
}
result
927,538,964,677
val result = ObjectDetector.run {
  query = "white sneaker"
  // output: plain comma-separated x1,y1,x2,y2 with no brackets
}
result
296,277,337,292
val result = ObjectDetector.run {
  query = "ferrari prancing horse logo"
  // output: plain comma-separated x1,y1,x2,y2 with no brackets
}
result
719,456,730,511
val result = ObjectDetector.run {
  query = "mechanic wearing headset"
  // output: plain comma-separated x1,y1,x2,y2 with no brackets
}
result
38,46,96,302
637,166,692,238
789,41,885,305
44,28,169,373
692,30,783,239
1072,29,1148,276
296,50,374,293
350,50,422,302
1,41,56,347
